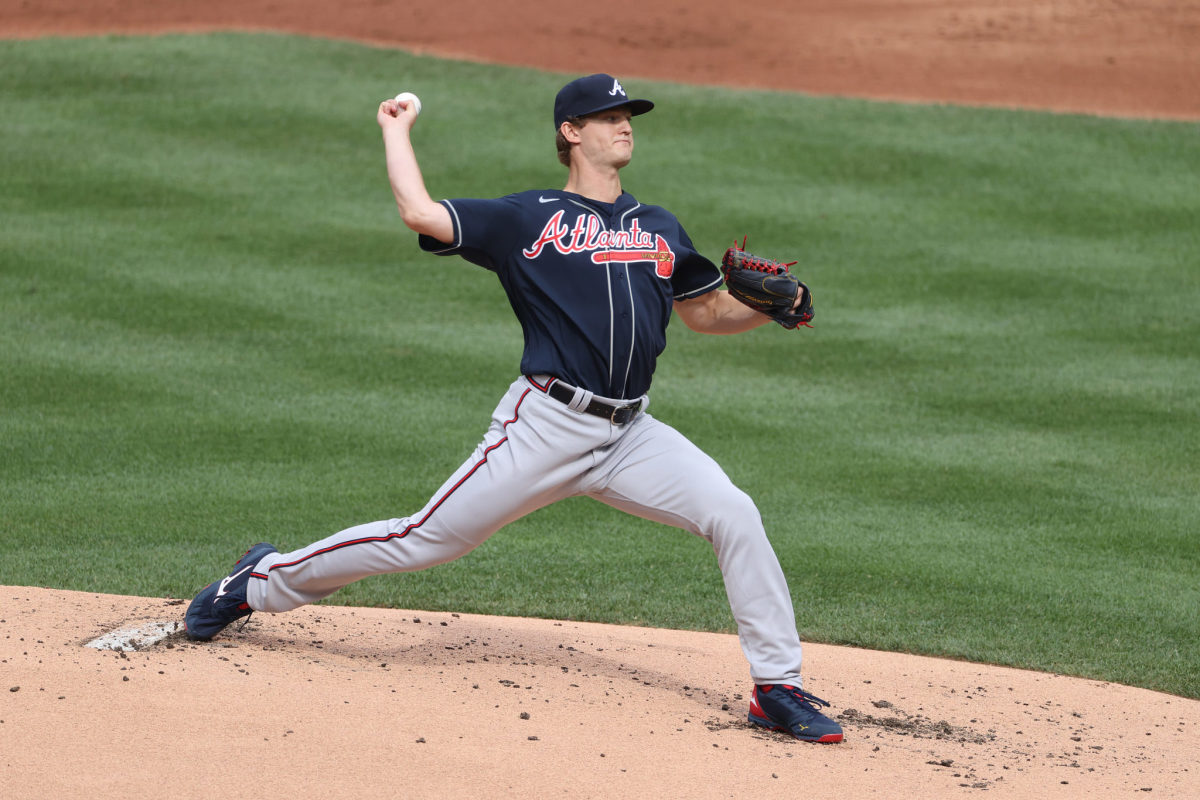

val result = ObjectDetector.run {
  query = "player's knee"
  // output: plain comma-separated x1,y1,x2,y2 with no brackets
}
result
701,484,764,535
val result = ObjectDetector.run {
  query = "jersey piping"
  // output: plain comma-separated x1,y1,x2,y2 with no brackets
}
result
424,200,464,253
617,202,643,397
675,272,723,300
567,197,623,392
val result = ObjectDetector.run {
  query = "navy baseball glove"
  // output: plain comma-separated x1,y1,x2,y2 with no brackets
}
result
720,241,813,329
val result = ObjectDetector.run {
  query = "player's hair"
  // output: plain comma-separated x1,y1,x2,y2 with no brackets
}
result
555,116,585,167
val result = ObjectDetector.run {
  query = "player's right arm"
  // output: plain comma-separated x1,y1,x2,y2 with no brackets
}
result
377,98,454,244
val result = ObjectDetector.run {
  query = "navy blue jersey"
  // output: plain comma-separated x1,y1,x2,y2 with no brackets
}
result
418,189,722,399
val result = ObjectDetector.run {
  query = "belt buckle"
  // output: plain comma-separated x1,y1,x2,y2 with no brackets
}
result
611,403,638,425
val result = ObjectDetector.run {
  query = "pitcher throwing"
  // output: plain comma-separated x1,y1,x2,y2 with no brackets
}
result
185,73,843,743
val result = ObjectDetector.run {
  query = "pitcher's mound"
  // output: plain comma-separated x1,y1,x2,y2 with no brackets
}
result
2,586,1195,798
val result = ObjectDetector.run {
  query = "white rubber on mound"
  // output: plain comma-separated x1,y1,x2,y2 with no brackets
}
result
84,620,181,650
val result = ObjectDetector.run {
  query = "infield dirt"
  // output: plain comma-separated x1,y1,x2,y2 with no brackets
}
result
2,1,1197,797
3,587,1197,798
5,0,1200,119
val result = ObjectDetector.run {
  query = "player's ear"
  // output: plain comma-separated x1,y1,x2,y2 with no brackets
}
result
559,120,583,144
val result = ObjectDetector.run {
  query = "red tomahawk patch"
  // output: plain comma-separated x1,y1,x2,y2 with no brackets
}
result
591,234,675,278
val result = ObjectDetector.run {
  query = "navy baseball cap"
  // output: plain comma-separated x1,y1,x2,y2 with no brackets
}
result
554,73,654,129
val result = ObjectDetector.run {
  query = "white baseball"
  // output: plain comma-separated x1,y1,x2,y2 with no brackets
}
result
394,92,422,116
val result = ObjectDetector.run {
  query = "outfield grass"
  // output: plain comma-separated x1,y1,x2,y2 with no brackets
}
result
2,34,1197,698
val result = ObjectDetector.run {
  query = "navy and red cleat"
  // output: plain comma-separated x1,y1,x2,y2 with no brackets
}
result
184,543,277,641
748,684,845,743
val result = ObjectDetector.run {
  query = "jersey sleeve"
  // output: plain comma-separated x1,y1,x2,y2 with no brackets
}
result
670,223,724,300
417,196,523,271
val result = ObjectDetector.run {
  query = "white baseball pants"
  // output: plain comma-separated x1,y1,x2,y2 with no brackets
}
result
246,376,806,684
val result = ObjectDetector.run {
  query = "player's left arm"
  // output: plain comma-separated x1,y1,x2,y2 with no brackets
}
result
668,221,805,335
673,289,800,335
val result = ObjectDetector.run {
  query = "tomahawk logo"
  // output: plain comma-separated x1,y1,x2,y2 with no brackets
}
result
609,78,626,98
591,235,676,278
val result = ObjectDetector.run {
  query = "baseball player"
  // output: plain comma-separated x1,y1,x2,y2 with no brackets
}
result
185,73,843,743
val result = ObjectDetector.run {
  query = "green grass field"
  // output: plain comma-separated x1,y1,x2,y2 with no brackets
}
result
2,33,1197,698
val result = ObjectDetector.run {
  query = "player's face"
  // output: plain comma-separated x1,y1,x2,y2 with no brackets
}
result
577,107,635,168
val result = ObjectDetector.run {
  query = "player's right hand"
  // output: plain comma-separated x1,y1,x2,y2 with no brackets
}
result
377,99,416,131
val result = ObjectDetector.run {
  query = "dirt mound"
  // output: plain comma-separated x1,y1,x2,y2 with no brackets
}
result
3,587,1196,798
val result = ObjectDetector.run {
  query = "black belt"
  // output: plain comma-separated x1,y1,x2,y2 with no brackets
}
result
545,380,642,425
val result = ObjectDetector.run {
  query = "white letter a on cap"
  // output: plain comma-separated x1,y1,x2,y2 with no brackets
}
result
609,78,626,97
